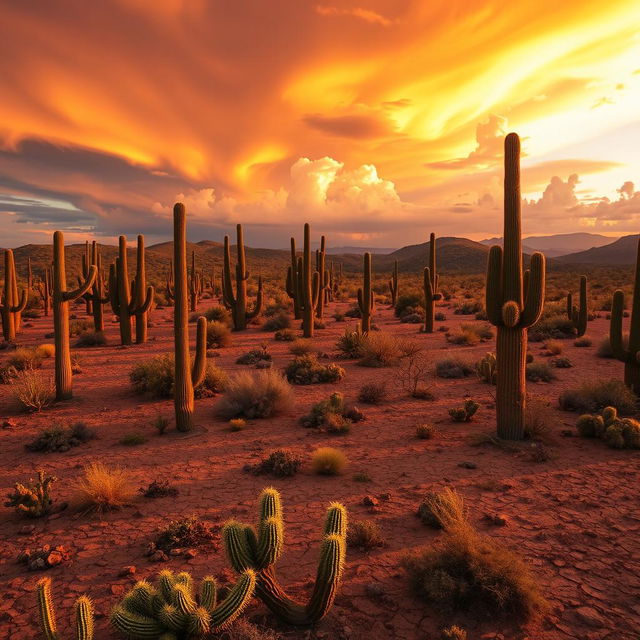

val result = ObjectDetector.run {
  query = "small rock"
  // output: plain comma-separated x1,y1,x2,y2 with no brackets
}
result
458,461,477,469
118,566,136,577
378,492,392,501
2,419,17,429
150,550,169,563
362,496,379,507
184,549,198,559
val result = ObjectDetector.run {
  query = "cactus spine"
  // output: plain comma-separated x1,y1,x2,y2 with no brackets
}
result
567,275,588,337
223,488,347,626
485,133,545,440
37,577,94,640
299,224,320,338
53,231,97,400
1,249,28,341
423,233,440,333
111,569,256,638
389,259,399,306
286,238,302,319
357,252,374,333
610,238,640,393
109,235,154,344
173,203,207,432
36,266,53,317
222,224,263,331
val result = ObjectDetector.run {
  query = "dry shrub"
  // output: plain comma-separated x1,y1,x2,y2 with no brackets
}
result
8,347,43,371
417,488,466,529
559,379,637,415
347,519,385,550
206,320,232,348
219,620,282,640
525,362,556,382
436,358,473,379
217,369,294,419
73,462,135,513
13,369,54,412
405,489,546,619
358,332,420,367
74,330,107,347
311,447,347,475
35,344,55,358
542,339,563,355
289,338,315,356
358,382,387,404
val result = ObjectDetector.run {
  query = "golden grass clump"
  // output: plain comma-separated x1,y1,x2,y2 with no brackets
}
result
311,447,347,475
73,462,135,513
35,343,55,358
12,369,54,412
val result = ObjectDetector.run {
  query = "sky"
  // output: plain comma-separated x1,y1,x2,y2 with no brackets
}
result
1,0,640,248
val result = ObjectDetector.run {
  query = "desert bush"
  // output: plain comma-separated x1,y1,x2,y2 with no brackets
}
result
153,415,169,435
206,320,232,348
395,293,423,319
441,626,467,640
446,323,493,346
26,422,95,453
139,480,179,498
73,462,135,513
119,433,148,446
154,515,216,552
13,369,54,412
529,310,574,341
525,362,556,382
397,350,433,398
130,354,226,398
217,369,293,419
550,356,572,368
353,471,372,483
202,305,232,326
274,328,296,341
574,336,592,347
559,379,636,415
289,338,315,356
299,392,354,433
416,423,436,439
347,520,385,550
358,332,420,367
449,400,479,422
417,488,466,529
218,620,283,640
596,334,628,358
453,301,483,315
435,312,447,321
404,508,546,618
69,319,93,337
8,347,43,371
436,358,473,379
284,354,345,384
336,326,366,358
524,398,554,444
229,418,246,431
248,449,302,477
74,330,107,347
542,339,563,355
311,447,347,475
358,382,387,404
262,311,291,331
35,344,55,358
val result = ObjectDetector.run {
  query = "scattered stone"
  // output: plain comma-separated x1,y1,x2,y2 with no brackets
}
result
1,419,17,429
17,545,71,571
362,496,379,507
483,513,509,526
118,566,136,577
378,492,392,501
458,461,477,469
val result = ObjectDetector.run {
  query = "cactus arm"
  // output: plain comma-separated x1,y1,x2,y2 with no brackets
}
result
246,276,263,319
610,289,628,361
191,316,207,388
138,286,155,314
519,252,545,328
111,607,165,638
108,264,121,315
10,287,28,313
36,578,60,640
222,236,236,306
63,266,97,302
75,596,94,640
485,245,503,326
209,570,256,630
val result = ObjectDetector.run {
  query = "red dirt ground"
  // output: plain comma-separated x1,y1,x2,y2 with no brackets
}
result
1,298,639,640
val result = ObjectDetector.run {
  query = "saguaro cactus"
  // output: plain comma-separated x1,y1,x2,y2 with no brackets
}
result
389,259,399,306
286,238,302,319
486,133,545,440
1,249,28,341
53,231,97,400
299,224,320,338
173,203,207,432
36,577,94,640
315,236,330,319
81,242,109,332
611,238,640,393
223,488,347,626
222,224,263,331
423,233,441,333
567,275,588,337
80,241,93,315
189,250,203,312
109,235,154,344
36,266,52,317
357,252,374,333
111,569,255,638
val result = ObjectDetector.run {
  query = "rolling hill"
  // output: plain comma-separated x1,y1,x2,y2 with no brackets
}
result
481,232,613,258
555,234,639,265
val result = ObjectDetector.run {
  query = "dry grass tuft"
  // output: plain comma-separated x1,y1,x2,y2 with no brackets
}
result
73,462,135,513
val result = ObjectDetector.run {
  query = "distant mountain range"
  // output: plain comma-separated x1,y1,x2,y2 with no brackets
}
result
325,246,396,255
555,234,640,265
480,232,613,258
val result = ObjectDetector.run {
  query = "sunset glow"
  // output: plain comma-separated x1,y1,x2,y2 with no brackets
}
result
1,0,639,246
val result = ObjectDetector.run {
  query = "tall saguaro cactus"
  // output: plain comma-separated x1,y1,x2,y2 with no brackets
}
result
567,275,588,337
1,249,28,341
389,259,399,306
486,133,546,440
189,250,203,312
223,488,347,626
109,235,154,344
81,242,109,332
173,203,207,432
299,223,320,338
315,236,330,319
423,233,440,333
286,238,302,319
36,266,52,317
36,577,94,640
610,238,640,393
222,224,263,331
357,252,374,333
53,231,97,400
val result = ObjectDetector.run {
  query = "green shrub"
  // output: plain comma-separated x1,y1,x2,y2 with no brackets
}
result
274,328,296,341
336,326,366,358
289,338,316,356
436,358,473,379
202,306,232,326
262,311,291,331
236,345,271,365
119,433,148,446
284,354,345,384
248,449,302,477
26,422,96,452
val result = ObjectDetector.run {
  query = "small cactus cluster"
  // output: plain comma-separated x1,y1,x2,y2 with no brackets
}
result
223,487,347,625
222,224,263,331
610,238,640,394
389,259,399,306
576,406,640,449
566,275,588,337
476,352,497,384
449,399,479,422
5,470,56,518
109,235,154,345
110,568,256,638
486,133,545,440
36,577,94,640
423,233,441,333
357,252,375,332
1,248,28,341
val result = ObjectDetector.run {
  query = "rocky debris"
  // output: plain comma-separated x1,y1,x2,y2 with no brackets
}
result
17,545,71,571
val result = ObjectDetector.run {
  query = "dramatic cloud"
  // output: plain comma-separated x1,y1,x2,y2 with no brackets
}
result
0,0,639,246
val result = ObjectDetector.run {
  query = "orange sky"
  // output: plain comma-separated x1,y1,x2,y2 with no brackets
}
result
1,0,639,247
